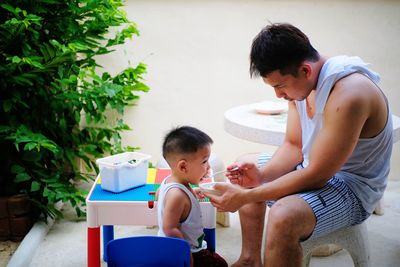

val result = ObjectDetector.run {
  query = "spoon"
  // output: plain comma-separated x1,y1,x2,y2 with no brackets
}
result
203,166,239,179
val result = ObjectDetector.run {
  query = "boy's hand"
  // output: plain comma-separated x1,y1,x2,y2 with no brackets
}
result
193,187,206,200
202,182,247,212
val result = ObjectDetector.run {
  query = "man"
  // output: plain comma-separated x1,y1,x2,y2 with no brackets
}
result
202,23,393,267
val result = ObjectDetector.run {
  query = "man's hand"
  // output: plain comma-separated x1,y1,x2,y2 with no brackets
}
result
226,162,262,188
202,182,248,212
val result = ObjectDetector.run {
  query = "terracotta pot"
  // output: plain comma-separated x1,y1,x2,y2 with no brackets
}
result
0,194,34,241
0,217,10,241
0,197,8,219
9,215,33,242
7,194,31,217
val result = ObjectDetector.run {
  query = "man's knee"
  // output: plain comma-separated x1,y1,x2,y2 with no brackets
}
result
267,196,316,239
268,203,297,232
239,201,267,218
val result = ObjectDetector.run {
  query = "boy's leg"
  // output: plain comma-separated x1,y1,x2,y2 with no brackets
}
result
192,249,228,267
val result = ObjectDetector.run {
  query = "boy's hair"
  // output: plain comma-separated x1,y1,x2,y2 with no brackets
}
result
162,126,213,160
250,23,319,78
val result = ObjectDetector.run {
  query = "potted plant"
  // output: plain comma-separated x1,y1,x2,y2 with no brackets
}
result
0,0,149,239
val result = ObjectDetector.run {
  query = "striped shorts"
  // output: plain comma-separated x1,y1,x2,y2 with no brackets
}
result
258,153,370,239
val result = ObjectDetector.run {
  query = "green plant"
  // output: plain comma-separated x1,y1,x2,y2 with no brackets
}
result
0,0,149,220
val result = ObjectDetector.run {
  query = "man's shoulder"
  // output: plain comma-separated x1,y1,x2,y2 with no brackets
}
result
329,73,379,105
335,72,377,89
325,72,388,137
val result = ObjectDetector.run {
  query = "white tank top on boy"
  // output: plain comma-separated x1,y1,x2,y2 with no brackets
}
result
157,177,207,252
295,55,393,214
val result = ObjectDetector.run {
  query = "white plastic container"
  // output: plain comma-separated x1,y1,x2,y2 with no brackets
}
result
96,152,151,193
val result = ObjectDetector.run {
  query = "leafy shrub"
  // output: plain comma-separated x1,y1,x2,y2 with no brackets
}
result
0,0,149,219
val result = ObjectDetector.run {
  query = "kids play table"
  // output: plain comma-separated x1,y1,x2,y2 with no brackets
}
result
86,168,216,267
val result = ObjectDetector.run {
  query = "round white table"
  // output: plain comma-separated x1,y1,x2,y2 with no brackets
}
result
224,104,400,145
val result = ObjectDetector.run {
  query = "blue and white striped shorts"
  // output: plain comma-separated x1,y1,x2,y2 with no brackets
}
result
258,153,370,239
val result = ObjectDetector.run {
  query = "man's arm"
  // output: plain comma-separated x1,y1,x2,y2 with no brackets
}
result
227,101,303,188
248,80,371,201
260,100,303,182
207,101,303,210
208,78,372,212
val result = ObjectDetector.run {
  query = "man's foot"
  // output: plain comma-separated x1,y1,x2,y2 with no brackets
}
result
231,258,262,267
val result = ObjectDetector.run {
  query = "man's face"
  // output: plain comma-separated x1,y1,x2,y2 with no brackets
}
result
262,69,311,101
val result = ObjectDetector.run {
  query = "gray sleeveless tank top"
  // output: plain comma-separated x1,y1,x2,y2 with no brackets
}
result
295,56,393,213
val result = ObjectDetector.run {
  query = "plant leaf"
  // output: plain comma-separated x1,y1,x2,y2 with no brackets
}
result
15,172,31,182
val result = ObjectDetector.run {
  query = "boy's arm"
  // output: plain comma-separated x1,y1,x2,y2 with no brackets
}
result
162,187,190,239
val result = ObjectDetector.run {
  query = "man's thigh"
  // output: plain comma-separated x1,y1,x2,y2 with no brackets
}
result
268,176,370,240
258,153,369,240
296,176,370,239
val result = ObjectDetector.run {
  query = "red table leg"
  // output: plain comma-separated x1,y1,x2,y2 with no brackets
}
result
88,226,100,267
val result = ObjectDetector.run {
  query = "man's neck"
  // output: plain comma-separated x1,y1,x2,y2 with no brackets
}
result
311,55,327,90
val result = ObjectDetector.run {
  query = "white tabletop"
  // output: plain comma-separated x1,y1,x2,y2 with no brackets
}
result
224,104,400,146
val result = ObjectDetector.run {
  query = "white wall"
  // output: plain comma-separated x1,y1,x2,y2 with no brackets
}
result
96,0,400,180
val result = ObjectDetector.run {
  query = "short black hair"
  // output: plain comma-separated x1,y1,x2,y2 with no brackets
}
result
162,126,213,160
250,23,319,77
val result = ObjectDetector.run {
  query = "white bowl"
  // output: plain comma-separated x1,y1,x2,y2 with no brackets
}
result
249,101,288,115
199,182,227,196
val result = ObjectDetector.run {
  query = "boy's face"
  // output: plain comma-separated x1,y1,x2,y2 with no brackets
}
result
185,144,211,185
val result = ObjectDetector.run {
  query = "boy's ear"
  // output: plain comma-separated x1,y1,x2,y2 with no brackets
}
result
177,159,188,173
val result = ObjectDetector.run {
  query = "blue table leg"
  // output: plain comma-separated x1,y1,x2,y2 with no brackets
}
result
103,225,114,262
204,228,216,252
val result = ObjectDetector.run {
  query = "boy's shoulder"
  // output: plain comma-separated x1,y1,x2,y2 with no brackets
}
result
163,184,190,202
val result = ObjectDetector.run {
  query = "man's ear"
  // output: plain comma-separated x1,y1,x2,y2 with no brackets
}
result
299,64,312,78
177,159,188,173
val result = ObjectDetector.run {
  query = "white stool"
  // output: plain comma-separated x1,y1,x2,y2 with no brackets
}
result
301,222,371,267
373,198,384,215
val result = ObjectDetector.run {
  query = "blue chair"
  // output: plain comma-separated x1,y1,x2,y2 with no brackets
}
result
106,236,191,267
